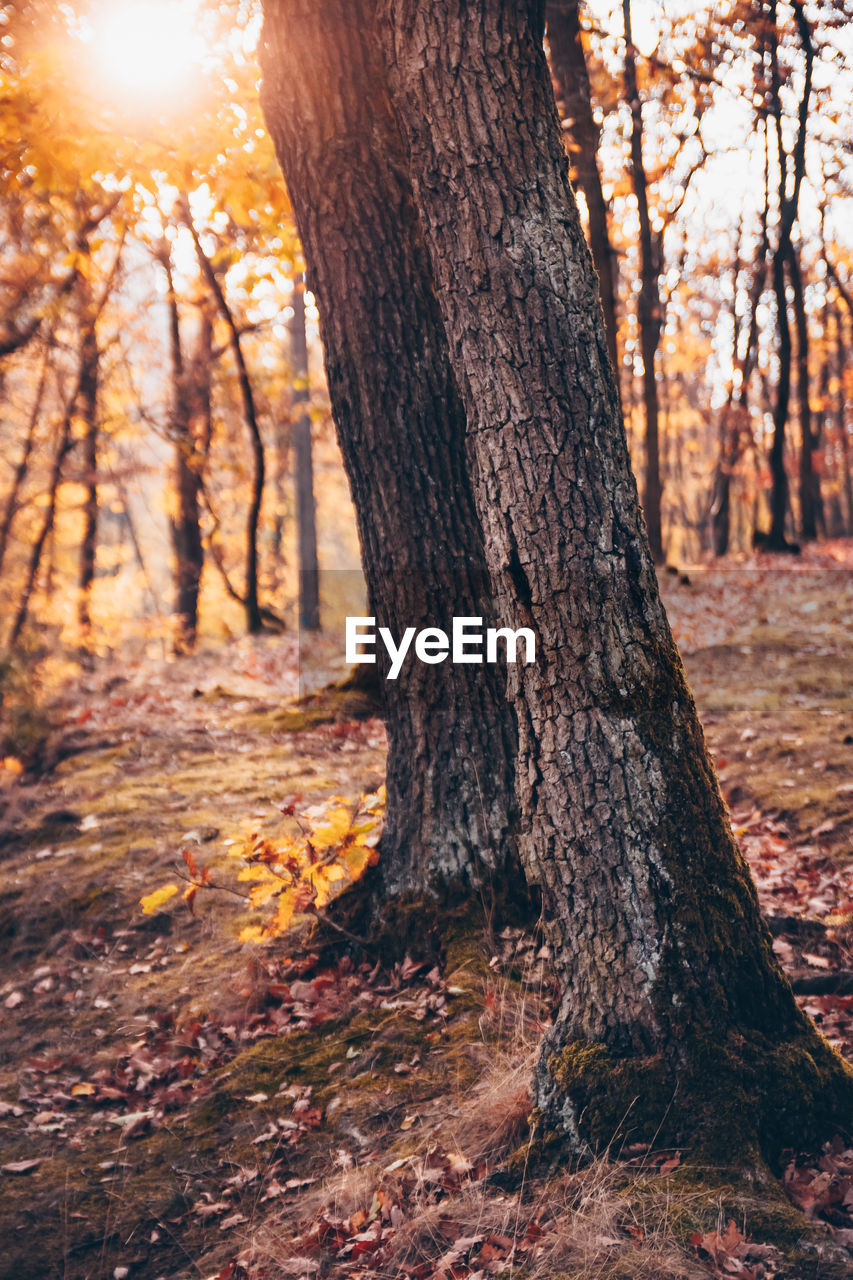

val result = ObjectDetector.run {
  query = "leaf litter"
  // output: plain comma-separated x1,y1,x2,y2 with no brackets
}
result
1,557,853,1277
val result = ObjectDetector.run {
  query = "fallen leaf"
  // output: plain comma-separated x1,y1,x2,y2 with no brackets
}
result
2,1158,43,1174
139,885,179,915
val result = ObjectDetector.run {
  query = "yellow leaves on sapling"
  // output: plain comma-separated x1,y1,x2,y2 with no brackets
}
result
140,788,385,944
232,789,384,942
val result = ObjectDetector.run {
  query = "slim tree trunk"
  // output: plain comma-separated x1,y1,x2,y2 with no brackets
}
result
289,273,320,631
836,303,853,536
183,206,265,635
768,243,793,548
158,245,205,654
710,124,769,557
76,282,99,646
382,0,852,1160
260,0,525,913
790,245,821,540
545,0,619,379
9,367,79,647
764,0,813,552
622,0,664,564
0,337,50,576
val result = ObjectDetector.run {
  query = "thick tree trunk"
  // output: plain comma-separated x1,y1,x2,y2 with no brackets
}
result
381,0,852,1159
260,0,524,912
289,273,321,632
622,0,664,565
545,0,619,380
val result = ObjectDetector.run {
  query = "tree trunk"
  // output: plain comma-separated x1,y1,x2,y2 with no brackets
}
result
76,280,99,647
289,273,321,632
710,129,769,558
0,337,50,577
764,0,813,553
768,244,793,550
260,0,525,915
545,0,619,380
9,360,80,648
159,245,205,654
790,245,821,540
836,303,853,536
183,206,265,635
381,0,852,1160
622,0,664,564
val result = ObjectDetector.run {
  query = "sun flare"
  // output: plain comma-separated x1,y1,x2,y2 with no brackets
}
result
90,1,206,105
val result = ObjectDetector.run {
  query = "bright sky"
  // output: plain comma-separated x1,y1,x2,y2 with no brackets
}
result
84,0,208,105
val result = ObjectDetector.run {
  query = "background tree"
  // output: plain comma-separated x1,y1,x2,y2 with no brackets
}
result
546,0,619,379
289,272,321,633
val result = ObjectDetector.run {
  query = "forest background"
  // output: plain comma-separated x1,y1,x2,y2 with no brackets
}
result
0,0,851,673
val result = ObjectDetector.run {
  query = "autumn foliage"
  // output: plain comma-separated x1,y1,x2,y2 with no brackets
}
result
141,786,385,940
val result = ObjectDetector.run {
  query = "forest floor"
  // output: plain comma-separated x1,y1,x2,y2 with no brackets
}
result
1,546,853,1280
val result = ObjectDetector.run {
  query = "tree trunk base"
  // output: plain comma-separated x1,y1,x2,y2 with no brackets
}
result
268,667,386,733
536,1022,853,1169
309,861,541,967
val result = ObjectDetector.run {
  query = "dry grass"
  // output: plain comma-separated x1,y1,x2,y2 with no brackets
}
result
243,981,715,1280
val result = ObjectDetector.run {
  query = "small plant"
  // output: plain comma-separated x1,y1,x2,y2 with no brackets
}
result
140,787,385,941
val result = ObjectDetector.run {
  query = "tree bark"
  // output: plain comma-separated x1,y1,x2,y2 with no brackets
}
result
835,303,853,536
260,0,526,915
622,0,664,565
764,0,813,552
790,245,821,540
545,0,619,380
381,0,852,1160
183,205,265,635
709,125,769,558
0,336,50,577
158,245,206,654
289,273,321,632
76,278,99,647
8,359,80,647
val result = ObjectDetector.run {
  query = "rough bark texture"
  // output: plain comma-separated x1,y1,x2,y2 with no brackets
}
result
381,0,852,1159
289,273,321,632
622,0,664,565
259,0,525,912
545,0,619,379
